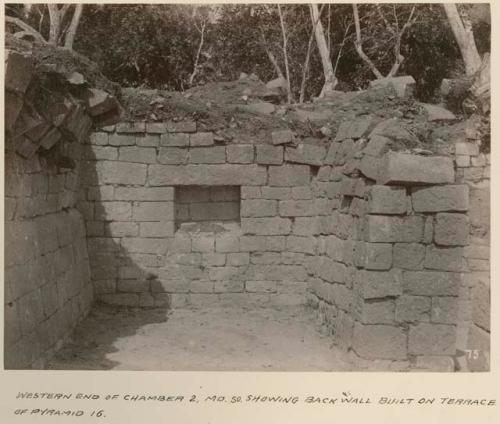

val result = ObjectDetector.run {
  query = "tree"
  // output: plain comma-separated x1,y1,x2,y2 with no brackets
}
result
442,3,481,76
6,4,84,50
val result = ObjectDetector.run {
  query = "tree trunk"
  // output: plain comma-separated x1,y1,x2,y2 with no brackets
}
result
277,4,293,103
64,5,84,50
310,4,337,96
443,3,482,76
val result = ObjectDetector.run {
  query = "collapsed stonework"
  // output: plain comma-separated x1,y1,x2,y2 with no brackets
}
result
4,39,490,372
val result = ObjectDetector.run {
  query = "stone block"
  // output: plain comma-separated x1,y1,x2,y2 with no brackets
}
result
364,215,423,242
158,147,189,165
362,135,391,157
85,88,118,117
189,146,226,163
411,185,469,212
114,187,174,201
352,323,407,360
107,222,139,237
261,187,290,200
242,217,291,236
367,186,407,214
240,186,261,199
148,164,267,186
434,213,469,246
116,121,145,133
146,122,167,133
414,356,455,372
362,243,393,270
119,146,157,164
379,152,455,185
96,161,147,185
227,252,250,266
87,145,118,161
408,323,456,355
166,120,196,133
358,155,383,181
424,246,464,271
140,221,175,237
5,50,33,93
215,234,240,253
192,235,215,252
472,277,490,331
136,134,160,147
455,141,479,156
246,281,277,293
39,127,62,150
285,143,326,166
286,236,316,254
241,199,277,217
335,116,372,141
393,243,425,270
279,200,316,217
160,133,189,147
324,143,339,165
99,293,139,307
369,75,416,98
226,145,254,163
359,300,395,324
455,155,470,167
395,295,430,322
256,145,283,164
293,217,320,236
431,296,458,324
420,103,456,121
356,269,403,299
190,132,214,146
291,186,313,200
271,129,294,145
268,164,310,186
98,201,131,221
402,271,460,296
90,132,108,146
189,280,214,293
214,281,245,293
132,202,173,221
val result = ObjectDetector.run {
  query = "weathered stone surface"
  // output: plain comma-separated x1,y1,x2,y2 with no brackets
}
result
362,135,391,157
364,215,424,243
408,323,456,355
148,164,267,186
241,199,277,217
272,129,294,145
160,133,189,147
352,323,407,360
145,122,167,133
256,145,283,164
420,103,456,121
132,202,174,221
359,300,395,324
114,187,174,201
424,246,464,271
362,243,393,270
109,133,135,146
226,145,254,163
85,88,119,117
414,355,455,372
367,186,407,214
395,295,430,322
116,122,145,133
431,297,458,324
98,201,131,221
279,200,316,217
411,185,469,212
369,75,416,98
166,120,196,133
261,187,290,199
472,277,490,332
335,116,372,141
434,213,469,246
403,271,460,296
95,161,147,185
455,141,479,156
5,50,33,94
358,155,383,181
241,217,291,235
5,91,24,132
285,143,326,166
189,146,226,163
240,101,276,115
190,132,214,146
119,146,157,164
356,269,403,299
393,243,425,270
379,152,455,185
268,165,310,186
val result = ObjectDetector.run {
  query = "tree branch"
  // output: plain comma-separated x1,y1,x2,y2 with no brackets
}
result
188,19,207,86
64,4,84,50
277,4,293,103
5,15,46,43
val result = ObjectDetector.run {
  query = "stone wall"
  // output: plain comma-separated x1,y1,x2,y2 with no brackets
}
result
4,46,119,369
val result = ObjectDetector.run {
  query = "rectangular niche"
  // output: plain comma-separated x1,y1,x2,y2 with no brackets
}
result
174,186,241,230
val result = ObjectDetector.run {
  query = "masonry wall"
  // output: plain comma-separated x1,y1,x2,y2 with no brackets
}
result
4,138,92,369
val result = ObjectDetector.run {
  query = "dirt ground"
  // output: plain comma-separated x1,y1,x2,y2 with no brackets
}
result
46,304,351,371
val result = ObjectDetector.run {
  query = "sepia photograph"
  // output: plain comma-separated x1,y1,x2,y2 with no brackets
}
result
4,2,491,375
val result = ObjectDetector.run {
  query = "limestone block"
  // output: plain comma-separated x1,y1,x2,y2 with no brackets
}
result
107,222,138,237
358,155,383,181
279,200,316,217
285,236,316,254
39,127,62,150
402,271,460,296
114,187,174,201
241,199,277,217
87,145,117,161
136,133,160,147
116,121,145,133
393,243,426,270
291,186,313,200
214,281,245,293
379,152,454,185
240,186,261,199
139,221,175,238
395,295,430,322
160,133,189,147
166,120,196,133
431,297,458,324
98,201,131,221
85,88,119,117
356,269,403,299
414,356,455,372
5,50,33,93
324,143,339,165
145,122,167,133
261,187,290,199
109,134,135,146
158,147,188,165
362,135,391,157
367,186,407,214
239,236,267,252
241,217,291,235
369,75,416,98
189,146,226,163
359,300,395,324
268,164,310,186
424,246,465,272
455,141,479,156
408,323,456,355
256,145,283,164
90,132,108,146
352,323,407,360
285,143,326,166
215,234,240,253
434,213,469,246
5,91,24,132
334,116,372,141
132,202,174,221
472,277,490,331
202,253,226,266
364,215,424,242
455,155,470,167
411,185,469,212
420,103,456,121
227,253,250,266
271,129,294,145
226,145,254,163
362,243,392,270
190,132,214,146
148,164,267,186
246,281,277,293
119,146,157,164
